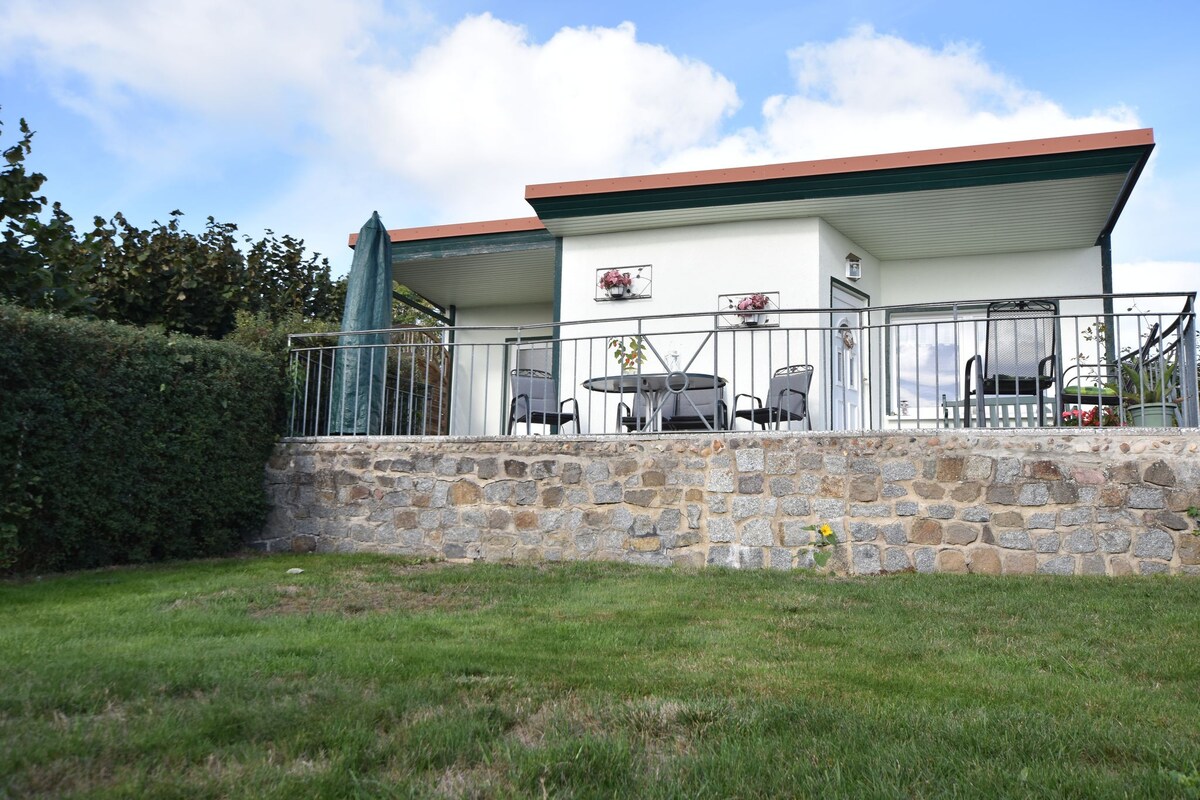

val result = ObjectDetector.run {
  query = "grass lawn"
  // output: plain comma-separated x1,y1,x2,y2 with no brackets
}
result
2,556,1199,798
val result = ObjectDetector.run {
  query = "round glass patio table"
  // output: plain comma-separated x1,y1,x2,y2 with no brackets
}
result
581,372,726,432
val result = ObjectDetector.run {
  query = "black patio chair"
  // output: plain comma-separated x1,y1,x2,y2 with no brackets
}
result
506,368,580,434
661,388,729,431
962,300,1058,427
616,392,651,432
733,364,813,430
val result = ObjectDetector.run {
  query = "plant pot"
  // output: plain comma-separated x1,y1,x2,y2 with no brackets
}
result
607,285,632,299
739,312,763,327
1128,403,1178,428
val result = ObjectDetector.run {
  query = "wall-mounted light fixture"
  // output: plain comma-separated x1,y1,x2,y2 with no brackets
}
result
845,252,862,282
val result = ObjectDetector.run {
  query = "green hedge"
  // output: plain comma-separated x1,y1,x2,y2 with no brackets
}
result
0,305,282,574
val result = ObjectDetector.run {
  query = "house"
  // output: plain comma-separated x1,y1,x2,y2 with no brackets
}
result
268,129,1200,575
316,128,1196,437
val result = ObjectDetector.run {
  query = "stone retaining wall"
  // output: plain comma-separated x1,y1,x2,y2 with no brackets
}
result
258,431,1200,576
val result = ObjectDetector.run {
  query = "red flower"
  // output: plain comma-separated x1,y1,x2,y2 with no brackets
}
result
1062,406,1124,428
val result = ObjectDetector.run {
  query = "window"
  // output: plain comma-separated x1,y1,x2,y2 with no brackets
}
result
887,307,987,419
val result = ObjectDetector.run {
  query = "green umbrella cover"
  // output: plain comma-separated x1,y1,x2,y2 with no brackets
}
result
330,211,392,434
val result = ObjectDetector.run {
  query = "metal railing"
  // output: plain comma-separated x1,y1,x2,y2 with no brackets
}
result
285,292,1198,437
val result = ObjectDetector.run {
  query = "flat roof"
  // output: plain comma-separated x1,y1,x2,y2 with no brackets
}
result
364,128,1153,248
349,216,545,248
377,129,1157,309
524,129,1154,200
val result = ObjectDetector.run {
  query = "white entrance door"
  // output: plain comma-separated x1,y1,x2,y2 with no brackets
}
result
831,285,868,431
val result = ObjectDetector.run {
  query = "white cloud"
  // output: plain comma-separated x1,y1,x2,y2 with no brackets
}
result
659,26,1140,171
235,13,741,261
3,9,1182,271
340,15,738,221
1,3,739,259
0,0,389,120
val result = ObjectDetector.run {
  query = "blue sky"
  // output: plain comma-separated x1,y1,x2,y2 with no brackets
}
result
1,0,1197,297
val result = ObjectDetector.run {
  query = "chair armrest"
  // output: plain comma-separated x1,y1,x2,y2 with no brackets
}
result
963,355,982,390
733,392,763,415
963,355,982,428
615,400,637,431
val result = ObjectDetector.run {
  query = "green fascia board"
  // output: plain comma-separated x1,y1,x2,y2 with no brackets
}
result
528,146,1151,220
391,228,555,263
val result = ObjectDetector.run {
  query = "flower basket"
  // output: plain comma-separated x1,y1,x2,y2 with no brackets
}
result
735,293,769,326
599,269,634,299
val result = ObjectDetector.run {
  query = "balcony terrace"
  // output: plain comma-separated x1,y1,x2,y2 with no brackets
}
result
284,292,1197,439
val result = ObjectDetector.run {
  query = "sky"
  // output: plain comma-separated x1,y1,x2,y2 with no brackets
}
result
1,0,1197,301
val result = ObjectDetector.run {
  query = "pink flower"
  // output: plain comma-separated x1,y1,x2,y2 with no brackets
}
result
599,269,633,289
737,293,769,311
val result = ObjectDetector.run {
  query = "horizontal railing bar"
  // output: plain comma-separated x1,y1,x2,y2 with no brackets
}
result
288,312,1195,350
288,292,1198,340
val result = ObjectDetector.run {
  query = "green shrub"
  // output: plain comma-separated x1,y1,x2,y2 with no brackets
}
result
0,304,281,573
226,309,341,429
227,309,339,366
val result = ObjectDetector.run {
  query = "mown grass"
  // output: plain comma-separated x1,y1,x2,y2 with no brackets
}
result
1,555,1198,798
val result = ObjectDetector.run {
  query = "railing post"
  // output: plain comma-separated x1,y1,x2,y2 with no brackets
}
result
1180,296,1199,427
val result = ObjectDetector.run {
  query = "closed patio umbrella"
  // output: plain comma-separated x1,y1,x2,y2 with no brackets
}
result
330,211,392,434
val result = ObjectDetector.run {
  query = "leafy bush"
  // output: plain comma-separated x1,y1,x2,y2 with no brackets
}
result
0,305,281,573
226,309,343,430
227,309,339,366
3,110,345,334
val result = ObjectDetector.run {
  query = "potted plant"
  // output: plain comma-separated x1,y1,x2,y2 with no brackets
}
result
609,335,646,373
599,269,634,299
735,293,769,326
1120,357,1179,427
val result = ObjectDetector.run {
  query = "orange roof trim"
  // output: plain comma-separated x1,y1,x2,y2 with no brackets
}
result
524,129,1155,200
349,216,545,247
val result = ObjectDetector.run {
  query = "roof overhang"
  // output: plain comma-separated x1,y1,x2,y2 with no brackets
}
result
358,130,1154,308
349,217,555,310
525,129,1154,260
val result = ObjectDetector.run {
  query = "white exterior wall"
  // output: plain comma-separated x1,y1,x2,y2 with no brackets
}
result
450,303,553,435
559,218,823,319
880,247,1103,308
556,219,823,434
817,220,881,305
